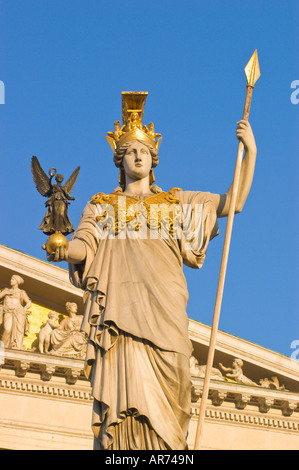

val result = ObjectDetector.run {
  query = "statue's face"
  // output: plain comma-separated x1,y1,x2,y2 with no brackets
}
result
233,359,241,368
10,276,18,287
56,174,64,183
69,303,78,314
122,141,152,181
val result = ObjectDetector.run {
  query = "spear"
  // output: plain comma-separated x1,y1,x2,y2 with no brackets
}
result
194,50,260,450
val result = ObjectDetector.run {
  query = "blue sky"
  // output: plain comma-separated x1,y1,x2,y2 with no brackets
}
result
0,0,298,358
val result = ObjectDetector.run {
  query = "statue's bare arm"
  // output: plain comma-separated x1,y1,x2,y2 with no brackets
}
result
219,363,232,373
22,291,32,311
210,120,257,218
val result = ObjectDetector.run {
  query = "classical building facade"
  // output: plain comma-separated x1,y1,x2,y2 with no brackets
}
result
0,243,298,450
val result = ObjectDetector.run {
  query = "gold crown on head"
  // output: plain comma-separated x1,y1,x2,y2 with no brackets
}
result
106,92,162,153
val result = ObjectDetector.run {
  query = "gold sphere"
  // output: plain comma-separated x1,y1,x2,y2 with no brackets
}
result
45,232,69,255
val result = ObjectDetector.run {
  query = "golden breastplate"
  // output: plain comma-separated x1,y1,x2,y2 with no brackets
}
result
91,188,182,236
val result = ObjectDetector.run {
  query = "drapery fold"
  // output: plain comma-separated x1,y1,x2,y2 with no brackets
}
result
69,189,218,449
90,330,191,450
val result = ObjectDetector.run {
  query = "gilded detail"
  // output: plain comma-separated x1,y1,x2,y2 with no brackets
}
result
105,92,163,152
23,302,65,351
91,188,182,236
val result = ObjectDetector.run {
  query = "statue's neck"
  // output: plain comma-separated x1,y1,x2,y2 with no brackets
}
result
10,286,19,291
123,176,151,198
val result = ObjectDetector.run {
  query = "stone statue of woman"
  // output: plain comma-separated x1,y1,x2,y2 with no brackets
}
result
49,302,86,358
47,92,257,450
0,275,31,349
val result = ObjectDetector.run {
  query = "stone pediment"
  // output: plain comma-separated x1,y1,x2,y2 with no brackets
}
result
189,319,299,394
0,243,298,391
0,243,298,449
187,322,299,449
0,244,83,313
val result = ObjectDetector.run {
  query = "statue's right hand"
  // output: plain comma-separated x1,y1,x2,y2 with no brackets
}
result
42,245,68,262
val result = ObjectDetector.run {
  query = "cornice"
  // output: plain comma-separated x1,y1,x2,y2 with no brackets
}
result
188,319,299,382
0,244,82,297
191,406,299,434
1,350,298,420
191,376,299,418
0,375,92,403
0,348,86,386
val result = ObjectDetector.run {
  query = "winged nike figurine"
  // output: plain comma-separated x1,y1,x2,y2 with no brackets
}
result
31,156,80,236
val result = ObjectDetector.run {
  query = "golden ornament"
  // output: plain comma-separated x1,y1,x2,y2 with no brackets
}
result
45,231,69,254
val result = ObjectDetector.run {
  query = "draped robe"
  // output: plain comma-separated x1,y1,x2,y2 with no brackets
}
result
1,289,30,349
69,188,218,450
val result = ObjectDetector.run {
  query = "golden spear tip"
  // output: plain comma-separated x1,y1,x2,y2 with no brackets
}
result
244,49,261,87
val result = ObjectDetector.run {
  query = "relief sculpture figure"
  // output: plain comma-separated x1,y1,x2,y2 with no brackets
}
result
49,302,86,358
0,275,31,349
219,358,258,386
47,92,257,450
38,310,59,353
